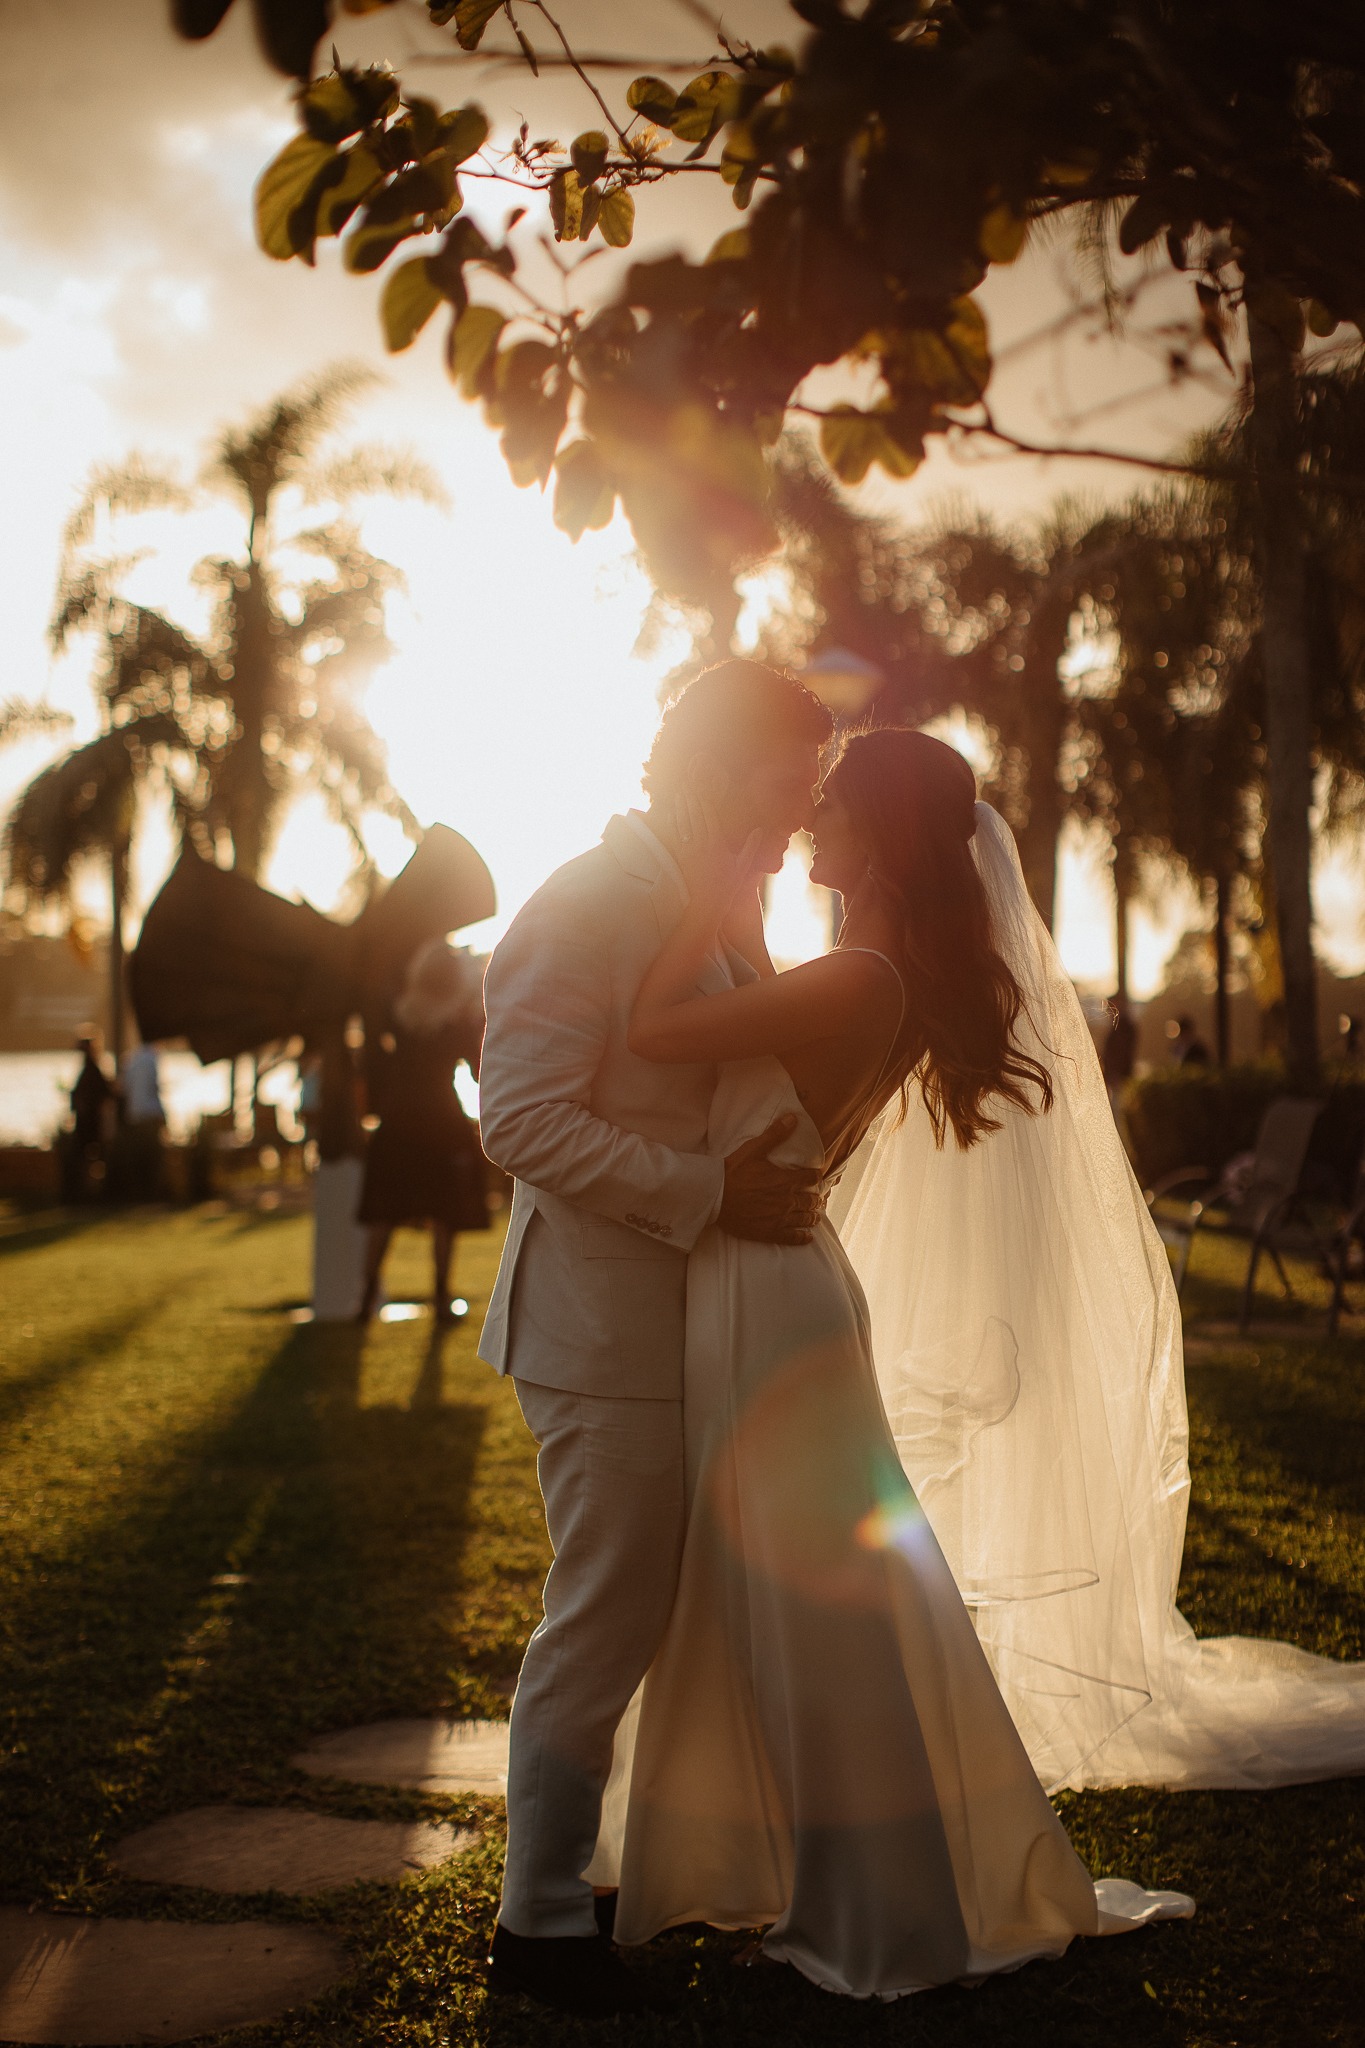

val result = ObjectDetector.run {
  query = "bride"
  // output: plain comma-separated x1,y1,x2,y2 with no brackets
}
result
588,728,1192,1998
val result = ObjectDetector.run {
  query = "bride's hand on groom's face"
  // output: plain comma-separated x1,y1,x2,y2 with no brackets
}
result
674,791,763,922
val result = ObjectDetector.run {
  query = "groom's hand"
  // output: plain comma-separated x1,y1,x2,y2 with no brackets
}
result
719,1115,824,1245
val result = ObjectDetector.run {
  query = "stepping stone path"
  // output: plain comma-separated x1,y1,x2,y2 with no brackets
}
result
0,1911,344,2045
293,1717,511,1795
111,1806,475,1895
5,1723,503,2041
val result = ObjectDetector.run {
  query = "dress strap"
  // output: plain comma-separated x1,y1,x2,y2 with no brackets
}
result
837,946,907,1095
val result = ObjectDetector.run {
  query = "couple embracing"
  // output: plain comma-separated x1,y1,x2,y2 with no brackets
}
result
474,661,1190,2016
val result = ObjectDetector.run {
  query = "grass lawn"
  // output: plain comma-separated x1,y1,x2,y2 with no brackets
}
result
2,1201,1363,2046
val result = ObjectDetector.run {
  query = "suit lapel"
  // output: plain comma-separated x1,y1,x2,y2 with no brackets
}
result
602,811,747,997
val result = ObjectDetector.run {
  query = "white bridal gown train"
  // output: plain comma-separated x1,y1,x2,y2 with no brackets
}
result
589,1033,1190,1996
835,806,1365,1796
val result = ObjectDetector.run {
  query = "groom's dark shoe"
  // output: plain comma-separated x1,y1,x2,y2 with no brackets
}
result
486,1923,660,2018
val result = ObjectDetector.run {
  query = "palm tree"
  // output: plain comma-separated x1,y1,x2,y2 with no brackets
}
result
4,717,190,1065
0,700,72,750
765,465,1117,931
5,367,442,1056
892,506,1110,931
1065,488,1259,1036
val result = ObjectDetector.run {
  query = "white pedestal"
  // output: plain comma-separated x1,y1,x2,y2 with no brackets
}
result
311,1157,369,1322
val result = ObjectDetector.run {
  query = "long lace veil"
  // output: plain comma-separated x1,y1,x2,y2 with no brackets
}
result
831,801,1365,1791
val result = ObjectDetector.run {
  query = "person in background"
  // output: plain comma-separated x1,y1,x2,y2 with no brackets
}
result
119,1041,166,1201
1166,1013,1210,1067
357,939,488,1325
67,1034,115,1201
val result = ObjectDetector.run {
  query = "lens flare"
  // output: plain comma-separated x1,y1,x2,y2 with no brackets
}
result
856,1490,935,1563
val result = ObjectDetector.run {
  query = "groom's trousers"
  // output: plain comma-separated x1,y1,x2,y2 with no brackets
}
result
500,1376,686,1939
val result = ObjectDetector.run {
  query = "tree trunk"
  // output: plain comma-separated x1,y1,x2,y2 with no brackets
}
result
1246,310,1319,1085
1018,755,1064,932
1213,869,1232,1067
1113,837,1131,1003
108,840,128,1069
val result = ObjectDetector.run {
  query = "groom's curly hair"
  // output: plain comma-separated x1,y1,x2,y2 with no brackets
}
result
823,728,1053,1151
642,661,833,800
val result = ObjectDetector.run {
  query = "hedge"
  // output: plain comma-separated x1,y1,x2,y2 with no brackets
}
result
1123,1062,1365,1199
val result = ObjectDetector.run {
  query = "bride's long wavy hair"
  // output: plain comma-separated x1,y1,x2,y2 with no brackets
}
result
823,728,1052,1150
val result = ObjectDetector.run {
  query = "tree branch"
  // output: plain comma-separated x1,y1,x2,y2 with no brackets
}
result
524,0,632,148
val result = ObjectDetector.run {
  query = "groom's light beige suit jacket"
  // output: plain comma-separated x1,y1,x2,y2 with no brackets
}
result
477,813,743,1400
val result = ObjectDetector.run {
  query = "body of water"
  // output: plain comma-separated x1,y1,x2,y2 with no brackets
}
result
0,1052,302,1147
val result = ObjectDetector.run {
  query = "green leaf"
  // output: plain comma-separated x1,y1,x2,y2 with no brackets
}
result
669,69,740,144
571,130,609,184
255,134,338,260
599,186,635,248
706,228,750,263
554,439,616,539
979,201,1027,264
549,167,585,242
720,127,762,209
495,338,559,395
451,0,503,50
1306,298,1339,338
942,295,991,396
819,406,920,485
447,303,506,396
315,142,385,239
300,68,397,145
437,103,490,164
626,75,678,124
381,258,443,351
1118,192,1167,256
344,214,422,273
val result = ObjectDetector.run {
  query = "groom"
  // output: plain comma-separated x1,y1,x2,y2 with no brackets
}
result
477,660,833,2016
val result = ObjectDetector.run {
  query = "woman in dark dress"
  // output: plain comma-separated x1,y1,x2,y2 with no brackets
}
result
358,939,489,1324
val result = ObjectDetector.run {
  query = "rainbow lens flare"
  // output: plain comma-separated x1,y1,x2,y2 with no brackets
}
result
856,1490,934,1562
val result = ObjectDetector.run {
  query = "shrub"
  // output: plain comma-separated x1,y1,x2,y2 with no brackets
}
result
1123,1063,1365,1199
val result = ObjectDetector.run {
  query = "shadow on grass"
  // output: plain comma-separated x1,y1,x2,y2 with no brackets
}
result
1187,1343,1365,1512
0,1291,177,1432
0,1318,487,1903
0,1207,109,1261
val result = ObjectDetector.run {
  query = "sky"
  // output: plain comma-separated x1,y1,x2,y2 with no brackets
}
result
2,0,1360,997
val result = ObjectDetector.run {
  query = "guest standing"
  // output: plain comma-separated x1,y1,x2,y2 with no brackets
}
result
66,1035,115,1201
120,1041,166,1201
358,940,488,1324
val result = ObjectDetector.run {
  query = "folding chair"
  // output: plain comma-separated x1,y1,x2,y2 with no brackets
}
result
1146,1096,1323,1329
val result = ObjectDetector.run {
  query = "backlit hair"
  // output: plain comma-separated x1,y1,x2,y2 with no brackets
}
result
642,660,833,800
823,728,1052,1150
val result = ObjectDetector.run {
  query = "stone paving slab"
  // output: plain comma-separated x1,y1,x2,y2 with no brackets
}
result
293,1718,509,1795
111,1806,475,1895
0,1911,345,2045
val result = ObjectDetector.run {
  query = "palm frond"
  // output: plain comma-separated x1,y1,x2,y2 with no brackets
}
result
301,444,450,512
50,554,151,651
204,364,378,524
3,716,189,904
60,457,193,558
0,698,73,748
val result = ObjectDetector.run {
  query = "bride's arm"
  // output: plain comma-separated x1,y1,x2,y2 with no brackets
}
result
627,794,880,1064
630,947,883,1064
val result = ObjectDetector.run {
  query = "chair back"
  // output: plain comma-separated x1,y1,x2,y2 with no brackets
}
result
1230,1096,1322,1226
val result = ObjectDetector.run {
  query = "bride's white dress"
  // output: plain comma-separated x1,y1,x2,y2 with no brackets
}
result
591,988,1190,1995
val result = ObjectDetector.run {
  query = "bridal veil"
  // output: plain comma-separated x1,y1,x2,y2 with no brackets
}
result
832,801,1365,1792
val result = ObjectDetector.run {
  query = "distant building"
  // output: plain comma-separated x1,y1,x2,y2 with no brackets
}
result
0,929,108,1052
